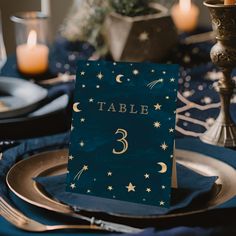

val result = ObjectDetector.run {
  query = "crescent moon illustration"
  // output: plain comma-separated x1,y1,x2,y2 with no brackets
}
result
157,162,167,173
116,74,124,83
73,102,82,112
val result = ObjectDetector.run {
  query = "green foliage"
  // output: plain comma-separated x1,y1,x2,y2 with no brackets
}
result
60,0,110,54
60,0,175,55
109,0,156,17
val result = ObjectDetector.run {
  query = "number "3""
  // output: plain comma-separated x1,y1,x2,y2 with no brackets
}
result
112,128,128,155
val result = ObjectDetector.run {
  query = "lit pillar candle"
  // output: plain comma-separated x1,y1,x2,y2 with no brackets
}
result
16,30,49,75
171,0,199,32
224,0,236,5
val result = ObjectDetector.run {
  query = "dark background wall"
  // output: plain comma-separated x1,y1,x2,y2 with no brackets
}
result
0,0,211,55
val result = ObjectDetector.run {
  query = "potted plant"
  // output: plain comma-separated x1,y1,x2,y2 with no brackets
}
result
105,0,177,62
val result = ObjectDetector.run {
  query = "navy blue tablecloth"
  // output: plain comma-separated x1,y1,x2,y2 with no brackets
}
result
1,134,236,235
1,32,236,235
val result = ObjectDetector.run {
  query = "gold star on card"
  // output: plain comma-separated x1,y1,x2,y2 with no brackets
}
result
154,121,161,128
80,141,85,147
107,186,113,191
97,72,104,80
159,201,165,206
146,188,151,193
138,31,149,42
144,173,150,179
154,103,162,110
169,128,174,133
126,182,136,192
160,142,168,150
83,165,88,171
69,155,74,160
70,183,76,189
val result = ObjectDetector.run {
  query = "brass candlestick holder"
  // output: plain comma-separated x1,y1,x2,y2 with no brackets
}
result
200,0,236,147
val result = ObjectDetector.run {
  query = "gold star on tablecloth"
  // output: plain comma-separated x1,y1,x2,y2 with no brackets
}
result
107,171,112,176
80,71,85,76
80,118,85,123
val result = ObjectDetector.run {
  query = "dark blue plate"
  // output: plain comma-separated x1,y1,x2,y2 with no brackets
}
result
0,77,47,119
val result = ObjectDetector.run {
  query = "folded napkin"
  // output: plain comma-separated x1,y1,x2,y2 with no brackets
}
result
35,164,217,216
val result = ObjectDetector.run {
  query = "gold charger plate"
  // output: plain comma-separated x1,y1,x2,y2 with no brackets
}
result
6,149,236,219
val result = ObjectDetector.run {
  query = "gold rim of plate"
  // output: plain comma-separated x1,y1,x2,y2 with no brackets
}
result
6,149,236,219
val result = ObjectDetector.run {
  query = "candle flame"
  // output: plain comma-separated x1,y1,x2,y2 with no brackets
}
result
27,30,37,48
180,0,191,12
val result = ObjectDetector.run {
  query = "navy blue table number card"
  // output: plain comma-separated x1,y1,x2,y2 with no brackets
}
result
66,60,179,209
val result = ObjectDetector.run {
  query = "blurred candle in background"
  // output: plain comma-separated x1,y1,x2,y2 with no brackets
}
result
11,12,50,76
171,0,199,32
16,30,49,75
224,0,236,5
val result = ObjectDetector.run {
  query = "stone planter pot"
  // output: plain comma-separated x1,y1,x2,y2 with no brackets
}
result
105,4,178,62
